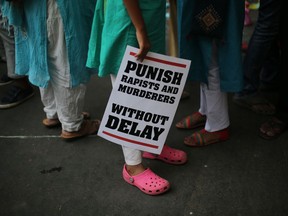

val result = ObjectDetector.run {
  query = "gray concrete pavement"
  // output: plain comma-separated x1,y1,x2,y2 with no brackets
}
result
1,76,288,216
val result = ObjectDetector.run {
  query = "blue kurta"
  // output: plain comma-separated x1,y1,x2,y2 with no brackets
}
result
86,0,166,77
1,0,96,88
178,0,245,92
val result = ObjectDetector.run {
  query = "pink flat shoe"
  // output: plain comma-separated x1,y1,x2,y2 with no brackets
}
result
122,165,170,195
142,145,187,165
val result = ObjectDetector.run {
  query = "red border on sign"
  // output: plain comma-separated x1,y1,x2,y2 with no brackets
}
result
130,52,187,68
102,131,159,149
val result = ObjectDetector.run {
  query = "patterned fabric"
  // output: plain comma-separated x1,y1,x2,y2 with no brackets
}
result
177,0,245,92
189,0,229,39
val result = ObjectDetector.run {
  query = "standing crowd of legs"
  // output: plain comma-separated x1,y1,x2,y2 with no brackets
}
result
0,0,285,195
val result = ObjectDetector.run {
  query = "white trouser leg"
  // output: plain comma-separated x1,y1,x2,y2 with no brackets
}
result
198,42,229,132
47,0,71,88
40,82,86,131
110,75,142,165
53,82,86,132
122,146,143,165
39,83,58,119
40,0,86,132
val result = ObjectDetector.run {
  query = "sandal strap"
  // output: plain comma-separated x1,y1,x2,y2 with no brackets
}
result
185,129,229,146
177,112,206,129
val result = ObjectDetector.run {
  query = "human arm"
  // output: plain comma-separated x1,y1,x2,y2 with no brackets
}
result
123,0,150,62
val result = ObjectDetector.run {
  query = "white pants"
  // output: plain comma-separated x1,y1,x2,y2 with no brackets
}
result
110,75,142,166
198,42,229,132
40,82,86,132
40,0,86,132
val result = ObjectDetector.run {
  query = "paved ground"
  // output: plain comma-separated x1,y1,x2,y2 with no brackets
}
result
1,8,288,216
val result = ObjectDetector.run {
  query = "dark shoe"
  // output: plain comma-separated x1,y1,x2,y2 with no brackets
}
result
233,92,275,115
0,85,34,109
0,74,14,86
60,119,101,141
259,117,287,140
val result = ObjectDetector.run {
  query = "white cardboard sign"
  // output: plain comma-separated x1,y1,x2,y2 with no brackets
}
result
98,46,191,154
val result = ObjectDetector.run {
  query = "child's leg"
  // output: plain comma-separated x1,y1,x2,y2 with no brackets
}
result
122,146,142,165
110,75,144,174
122,146,145,175
110,76,170,195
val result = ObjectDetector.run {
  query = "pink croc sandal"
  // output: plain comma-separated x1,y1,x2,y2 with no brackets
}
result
142,145,187,165
122,165,170,195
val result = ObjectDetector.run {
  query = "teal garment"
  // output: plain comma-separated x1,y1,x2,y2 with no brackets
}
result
177,0,245,92
1,0,96,88
86,0,166,77
0,1,23,27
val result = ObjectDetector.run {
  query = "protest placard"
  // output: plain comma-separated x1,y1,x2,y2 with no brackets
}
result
98,46,191,154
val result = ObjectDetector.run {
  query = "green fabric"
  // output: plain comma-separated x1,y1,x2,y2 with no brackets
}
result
104,0,106,13
86,0,166,77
